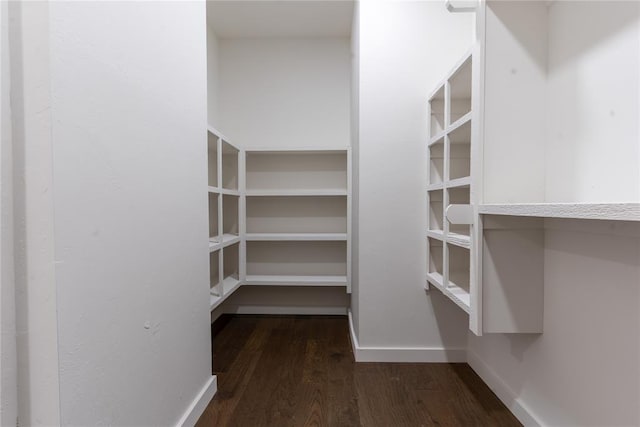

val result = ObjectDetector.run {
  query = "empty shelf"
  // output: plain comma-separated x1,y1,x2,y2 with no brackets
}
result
426,272,445,290
447,176,471,188
445,283,471,313
447,232,471,249
246,189,348,197
245,233,347,241
448,111,472,134
244,275,348,286
426,230,445,241
222,276,242,294
479,203,640,221
220,188,240,196
221,233,240,247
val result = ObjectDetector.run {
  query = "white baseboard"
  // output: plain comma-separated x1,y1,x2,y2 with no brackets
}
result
176,375,217,427
347,310,467,363
223,304,348,316
467,351,542,427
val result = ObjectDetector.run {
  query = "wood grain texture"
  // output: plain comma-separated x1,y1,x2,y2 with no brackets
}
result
196,315,521,427
479,203,640,221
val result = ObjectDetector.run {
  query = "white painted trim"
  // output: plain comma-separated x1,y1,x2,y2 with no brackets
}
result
347,310,467,363
175,375,217,427
467,351,542,427
225,305,348,316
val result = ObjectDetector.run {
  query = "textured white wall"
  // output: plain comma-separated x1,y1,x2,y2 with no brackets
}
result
207,25,220,126
219,37,351,149
0,1,18,425
9,2,61,424
355,0,473,349
469,219,640,426
47,2,212,425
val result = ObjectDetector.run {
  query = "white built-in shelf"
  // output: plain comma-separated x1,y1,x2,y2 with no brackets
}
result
426,230,445,241
426,272,444,290
444,283,471,314
479,203,640,222
220,188,240,196
222,276,241,294
448,111,472,134
207,126,243,311
447,176,471,189
447,232,471,249
244,275,347,287
246,189,348,197
221,233,240,247
427,48,475,324
245,233,347,241
426,183,445,191
209,278,242,311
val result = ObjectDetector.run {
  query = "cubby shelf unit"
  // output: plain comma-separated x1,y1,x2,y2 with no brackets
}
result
208,127,244,311
426,48,476,319
244,148,351,292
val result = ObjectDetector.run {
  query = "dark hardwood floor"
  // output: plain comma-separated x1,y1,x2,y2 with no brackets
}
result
196,315,521,427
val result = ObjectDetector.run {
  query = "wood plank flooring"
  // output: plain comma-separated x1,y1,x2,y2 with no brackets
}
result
196,315,521,427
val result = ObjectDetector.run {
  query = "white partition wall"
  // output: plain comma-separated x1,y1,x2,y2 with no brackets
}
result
46,2,215,425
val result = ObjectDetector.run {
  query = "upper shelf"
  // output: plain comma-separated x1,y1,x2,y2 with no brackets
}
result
479,203,640,222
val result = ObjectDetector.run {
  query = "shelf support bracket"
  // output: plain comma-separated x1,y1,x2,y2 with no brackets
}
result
446,204,473,225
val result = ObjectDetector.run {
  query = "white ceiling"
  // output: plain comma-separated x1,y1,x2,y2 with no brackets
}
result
207,1,355,38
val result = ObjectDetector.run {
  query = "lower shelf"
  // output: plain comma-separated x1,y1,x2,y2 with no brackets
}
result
210,276,243,311
244,275,347,286
426,272,470,314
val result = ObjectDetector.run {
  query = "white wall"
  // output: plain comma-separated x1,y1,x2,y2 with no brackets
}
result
0,1,18,424
45,2,212,425
207,25,220,126
354,0,472,350
9,2,61,424
350,2,361,336
218,37,351,149
469,219,640,426
545,0,639,203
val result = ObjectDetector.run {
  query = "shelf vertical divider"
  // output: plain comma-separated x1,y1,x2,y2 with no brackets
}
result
239,148,247,284
469,42,484,336
346,146,352,294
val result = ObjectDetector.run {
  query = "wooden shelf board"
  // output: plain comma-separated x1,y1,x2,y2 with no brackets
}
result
210,278,243,311
479,203,640,221
207,125,227,141
427,182,445,191
446,176,471,189
447,232,471,249
245,148,348,154
426,272,445,290
221,234,240,248
220,188,240,196
445,283,471,314
447,111,472,135
245,233,347,241
222,276,242,294
427,230,445,241
428,133,446,147
244,275,347,286
246,189,348,197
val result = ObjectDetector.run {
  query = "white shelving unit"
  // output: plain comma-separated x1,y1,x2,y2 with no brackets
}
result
244,149,351,291
208,127,243,311
426,49,477,320
429,0,640,336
